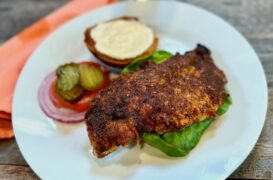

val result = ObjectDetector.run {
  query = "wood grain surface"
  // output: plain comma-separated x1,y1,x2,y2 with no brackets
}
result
0,0,272,179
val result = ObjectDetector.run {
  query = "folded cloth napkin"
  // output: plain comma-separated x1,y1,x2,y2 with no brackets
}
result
0,119,13,139
0,0,116,139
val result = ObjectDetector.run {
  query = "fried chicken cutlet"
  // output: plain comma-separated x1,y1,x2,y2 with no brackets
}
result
85,44,227,158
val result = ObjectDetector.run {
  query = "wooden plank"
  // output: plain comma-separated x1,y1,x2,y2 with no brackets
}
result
0,139,27,165
0,165,39,180
0,0,67,40
183,0,273,37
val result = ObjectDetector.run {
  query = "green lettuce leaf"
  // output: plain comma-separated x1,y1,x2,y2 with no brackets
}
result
121,50,173,74
143,96,232,157
216,94,232,115
143,119,213,157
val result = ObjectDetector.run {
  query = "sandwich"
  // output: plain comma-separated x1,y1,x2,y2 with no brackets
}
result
85,44,231,158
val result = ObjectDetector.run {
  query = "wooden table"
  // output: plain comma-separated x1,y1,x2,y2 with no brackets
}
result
0,0,272,179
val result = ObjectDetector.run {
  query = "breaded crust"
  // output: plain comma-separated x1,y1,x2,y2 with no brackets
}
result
84,17,159,68
85,44,228,158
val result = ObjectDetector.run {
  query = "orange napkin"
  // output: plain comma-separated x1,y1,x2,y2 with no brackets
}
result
0,0,117,139
0,119,13,139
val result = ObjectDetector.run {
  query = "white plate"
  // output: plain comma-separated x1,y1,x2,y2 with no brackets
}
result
13,1,268,180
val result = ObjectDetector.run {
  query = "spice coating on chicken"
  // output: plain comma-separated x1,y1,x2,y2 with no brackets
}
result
85,45,227,158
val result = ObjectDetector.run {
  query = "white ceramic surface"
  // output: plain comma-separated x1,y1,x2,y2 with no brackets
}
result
12,1,268,180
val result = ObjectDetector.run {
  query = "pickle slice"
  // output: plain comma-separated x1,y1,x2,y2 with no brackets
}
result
79,64,104,90
56,63,80,91
55,84,84,103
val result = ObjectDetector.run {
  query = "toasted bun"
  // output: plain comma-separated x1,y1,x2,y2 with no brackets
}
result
84,17,158,68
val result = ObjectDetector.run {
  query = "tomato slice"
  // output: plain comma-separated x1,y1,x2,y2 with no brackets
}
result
50,62,110,112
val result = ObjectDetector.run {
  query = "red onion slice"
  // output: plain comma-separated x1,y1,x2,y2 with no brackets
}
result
38,72,85,123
